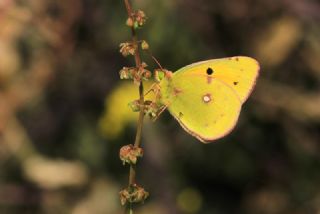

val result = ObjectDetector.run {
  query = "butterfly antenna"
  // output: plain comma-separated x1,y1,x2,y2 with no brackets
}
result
147,50,163,70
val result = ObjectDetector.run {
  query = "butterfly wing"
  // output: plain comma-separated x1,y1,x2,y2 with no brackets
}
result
160,73,242,143
173,56,259,103
159,56,259,142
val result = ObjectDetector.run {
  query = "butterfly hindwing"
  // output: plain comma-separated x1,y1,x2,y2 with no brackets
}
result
160,73,242,142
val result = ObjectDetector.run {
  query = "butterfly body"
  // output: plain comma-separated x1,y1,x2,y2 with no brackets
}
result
158,56,259,143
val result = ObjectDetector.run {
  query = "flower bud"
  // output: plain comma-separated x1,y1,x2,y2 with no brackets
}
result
119,184,149,206
126,17,134,27
119,144,143,165
135,10,147,27
119,67,131,79
141,40,149,50
119,42,136,57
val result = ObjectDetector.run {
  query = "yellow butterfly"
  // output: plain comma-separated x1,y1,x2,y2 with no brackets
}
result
157,56,259,143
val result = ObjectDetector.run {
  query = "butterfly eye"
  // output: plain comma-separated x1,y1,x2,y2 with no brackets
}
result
206,68,213,75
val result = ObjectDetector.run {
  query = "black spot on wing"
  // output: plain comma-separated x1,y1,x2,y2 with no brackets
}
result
233,82,239,85
206,67,213,75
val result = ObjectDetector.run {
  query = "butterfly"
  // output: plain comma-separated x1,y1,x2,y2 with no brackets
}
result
156,56,259,143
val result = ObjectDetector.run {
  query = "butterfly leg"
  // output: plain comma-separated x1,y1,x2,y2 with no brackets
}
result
151,102,170,122
144,83,159,96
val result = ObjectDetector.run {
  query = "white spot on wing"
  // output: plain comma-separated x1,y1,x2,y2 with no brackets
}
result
203,94,212,103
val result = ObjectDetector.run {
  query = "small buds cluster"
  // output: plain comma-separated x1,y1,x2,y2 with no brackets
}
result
139,62,152,81
135,10,147,27
119,184,149,206
126,10,147,29
119,62,151,85
119,144,143,165
119,42,136,57
119,67,135,79
128,99,164,120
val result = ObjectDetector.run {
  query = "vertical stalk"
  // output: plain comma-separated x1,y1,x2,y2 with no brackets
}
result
123,1,145,213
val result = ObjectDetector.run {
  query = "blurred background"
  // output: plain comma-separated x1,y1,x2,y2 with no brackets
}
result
0,0,320,213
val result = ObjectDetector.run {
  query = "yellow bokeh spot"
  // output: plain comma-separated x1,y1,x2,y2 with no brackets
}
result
98,81,155,139
176,187,203,213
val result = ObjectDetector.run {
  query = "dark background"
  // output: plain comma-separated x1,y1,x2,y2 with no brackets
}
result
0,0,320,213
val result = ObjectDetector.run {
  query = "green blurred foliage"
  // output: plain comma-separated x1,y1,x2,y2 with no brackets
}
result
0,0,320,213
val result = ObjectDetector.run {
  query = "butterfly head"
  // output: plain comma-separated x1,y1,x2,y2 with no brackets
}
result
154,69,173,83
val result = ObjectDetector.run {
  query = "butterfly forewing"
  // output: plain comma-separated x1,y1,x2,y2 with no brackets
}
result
174,56,259,103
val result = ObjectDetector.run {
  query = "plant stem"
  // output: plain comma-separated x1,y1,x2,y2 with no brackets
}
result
124,0,144,187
